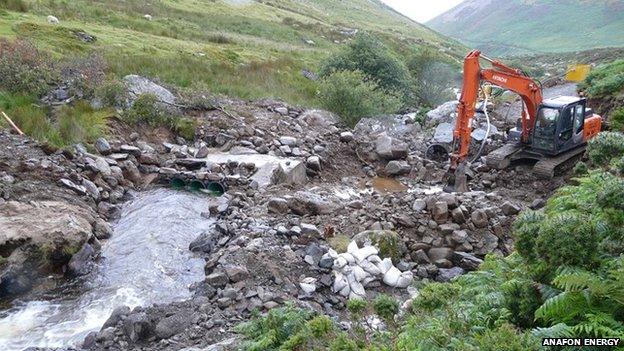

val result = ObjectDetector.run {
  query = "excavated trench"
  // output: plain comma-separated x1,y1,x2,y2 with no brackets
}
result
0,188,213,350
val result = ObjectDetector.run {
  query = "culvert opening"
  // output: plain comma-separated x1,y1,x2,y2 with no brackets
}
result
170,178,186,190
204,182,226,197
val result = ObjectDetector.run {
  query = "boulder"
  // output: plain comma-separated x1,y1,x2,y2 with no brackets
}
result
426,101,458,126
123,312,153,342
385,160,411,176
433,123,454,143
287,191,335,216
224,264,249,283
155,313,192,339
267,197,289,214
451,251,483,271
502,201,521,215
470,209,488,228
66,243,96,277
427,247,452,262
189,231,216,254
123,75,176,106
95,138,112,155
375,133,408,160
436,267,465,282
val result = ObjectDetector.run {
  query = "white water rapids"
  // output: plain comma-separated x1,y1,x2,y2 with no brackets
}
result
0,189,213,350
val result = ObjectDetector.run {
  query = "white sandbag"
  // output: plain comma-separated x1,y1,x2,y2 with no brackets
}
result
333,256,348,269
359,259,382,276
340,252,356,264
377,257,394,274
383,266,402,287
353,245,379,262
352,265,369,282
347,241,359,255
396,271,414,288
333,272,348,292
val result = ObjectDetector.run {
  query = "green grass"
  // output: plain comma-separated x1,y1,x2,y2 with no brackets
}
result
0,0,464,107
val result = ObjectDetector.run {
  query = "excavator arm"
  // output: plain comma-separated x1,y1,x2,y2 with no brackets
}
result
450,50,543,170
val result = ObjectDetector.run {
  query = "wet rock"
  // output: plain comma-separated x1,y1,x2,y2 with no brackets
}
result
502,201,521,215
385,160,411,176
299,277,317,294
450,207,466,223
102,306,131,329
155,313,192,339
412,199,427,211
189,231,216,254
279,136,297,146
66,243,96,277
436,267,465,282
123,312,153,342
82,178,100,200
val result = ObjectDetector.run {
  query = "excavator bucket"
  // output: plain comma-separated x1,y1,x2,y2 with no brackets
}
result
566,64,591,82
443,162,468,193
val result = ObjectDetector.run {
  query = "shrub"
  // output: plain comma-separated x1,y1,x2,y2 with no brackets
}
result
96,79,128,108
612,156,624,176
373,294,399,323
0,92,58,144
580,59,624,98
610,107,624,132
0,0,28,12
60,53,107,98
534,214,599,269
407,48,459,106
319,33,413,99
346,298,367,316
587,132,624,166
573,160,588,175
318,70,402,127
0,39,58,96
475,323,541,351
501,279,542,328
125,94,163,125
413,282,459,311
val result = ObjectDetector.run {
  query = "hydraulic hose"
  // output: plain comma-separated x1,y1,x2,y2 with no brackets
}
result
470,86,491,163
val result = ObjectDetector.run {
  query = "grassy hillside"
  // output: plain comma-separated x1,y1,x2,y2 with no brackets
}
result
0,0,464,106
427,0,624,57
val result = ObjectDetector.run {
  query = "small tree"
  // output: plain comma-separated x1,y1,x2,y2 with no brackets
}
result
317,70,402,127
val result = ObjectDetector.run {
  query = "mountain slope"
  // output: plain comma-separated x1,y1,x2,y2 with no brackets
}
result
0,0,464,105
427,0,624,56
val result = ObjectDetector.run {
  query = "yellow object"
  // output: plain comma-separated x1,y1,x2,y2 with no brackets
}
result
566,64,591,82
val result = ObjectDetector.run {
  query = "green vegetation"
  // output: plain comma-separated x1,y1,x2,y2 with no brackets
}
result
580,60,624,99
239,132,624,350
427,0,624,56
317,70,402,127
586,132,624,167
317,35,459,125
611,108,624,132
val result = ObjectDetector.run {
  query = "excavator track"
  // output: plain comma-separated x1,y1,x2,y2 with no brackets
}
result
532,146,586,179
486,144,522,169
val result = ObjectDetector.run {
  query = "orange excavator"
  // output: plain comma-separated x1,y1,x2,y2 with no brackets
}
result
443,50,602,191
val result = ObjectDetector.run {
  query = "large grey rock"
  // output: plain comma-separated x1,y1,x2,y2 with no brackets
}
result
287,191,335,216
224,264,249,283
426,101,458,126
123,312,153,342
123,75,176,105
267,197,289,214
451,251,483,271
502,201,521,215
385,160,411,176
375,133,408,160
94,138,112,155
433,123,454,143
436,267,465,282
471,209,489,228
300,109,338,127
102,306,131,329
155,313,192,339
66,243,96,277
189,231,216,254
432,201,449,223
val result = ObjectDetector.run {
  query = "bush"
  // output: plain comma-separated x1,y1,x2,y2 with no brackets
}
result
319,33,413,99
407,48,459,106
610,107,624,132
587,132,624,166
0,39,58,96
96,79,128,108
0,0,28,12
317,70,402,127
60,53,107,98
0,92,58,144
573,160,588,175
580,59,624,98
373,294,399,323
475,323,541,351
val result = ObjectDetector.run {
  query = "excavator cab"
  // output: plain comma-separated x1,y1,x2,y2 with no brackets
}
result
531,96,588,155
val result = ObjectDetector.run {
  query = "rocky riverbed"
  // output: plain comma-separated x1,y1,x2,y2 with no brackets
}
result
0,77,573,350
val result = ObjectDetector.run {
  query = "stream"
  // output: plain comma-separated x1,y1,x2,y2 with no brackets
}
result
0,188,213,350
